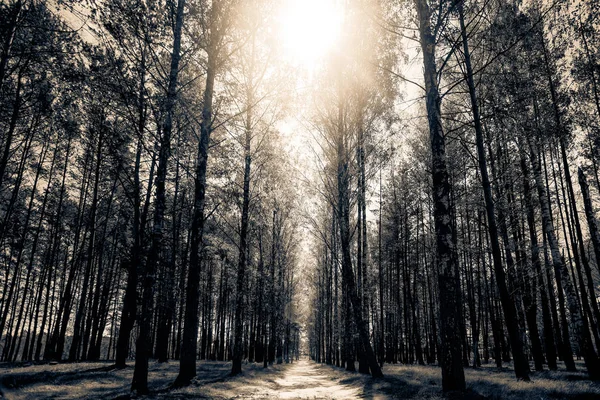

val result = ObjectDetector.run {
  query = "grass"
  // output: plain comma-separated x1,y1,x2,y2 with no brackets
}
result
0,359,598,399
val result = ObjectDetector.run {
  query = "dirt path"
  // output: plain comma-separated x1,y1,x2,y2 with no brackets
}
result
272,359,363,399
189,358,376,399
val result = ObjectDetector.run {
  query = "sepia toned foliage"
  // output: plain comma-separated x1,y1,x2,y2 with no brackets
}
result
1,0,600,397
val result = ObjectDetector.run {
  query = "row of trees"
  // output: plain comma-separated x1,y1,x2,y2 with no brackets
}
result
0,0,301,395
308,0,600,392
3,0,600,396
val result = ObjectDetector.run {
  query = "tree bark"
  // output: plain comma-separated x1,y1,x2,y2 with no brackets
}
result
579,168,600,274
116,43,149,368
232,48,254,374
458,2,530,380
528,136,600,380
519,141,557,370
175,0,220,385
414,0,465,391
131,0,185,393
336,108,383,378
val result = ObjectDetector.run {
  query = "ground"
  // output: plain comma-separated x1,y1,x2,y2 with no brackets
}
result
1,358,599,399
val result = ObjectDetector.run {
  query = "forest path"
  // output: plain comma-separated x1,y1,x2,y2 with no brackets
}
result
269,359,366,399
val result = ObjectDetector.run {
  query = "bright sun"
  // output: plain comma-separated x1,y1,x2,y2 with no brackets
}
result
277,0,344,70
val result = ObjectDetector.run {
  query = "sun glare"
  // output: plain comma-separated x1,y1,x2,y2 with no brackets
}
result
277,0,344,70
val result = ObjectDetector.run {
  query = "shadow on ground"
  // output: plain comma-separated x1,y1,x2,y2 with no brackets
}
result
316,360,600,400
0,361,231,399
1,359,599,399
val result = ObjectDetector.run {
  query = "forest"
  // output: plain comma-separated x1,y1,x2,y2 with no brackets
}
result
1,0,600,399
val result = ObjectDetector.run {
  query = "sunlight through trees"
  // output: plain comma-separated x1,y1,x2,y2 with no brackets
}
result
2,0,600,398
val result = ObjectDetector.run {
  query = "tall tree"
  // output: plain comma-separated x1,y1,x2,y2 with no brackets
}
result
175,0,230,385
413,0,466,392
131,0,186,393
457,0,530,381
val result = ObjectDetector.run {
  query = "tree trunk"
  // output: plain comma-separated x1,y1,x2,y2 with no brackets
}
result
579,168,600,274
335,89,382,378
458,3,530,380
0,0,22,94
175,0,221,385
131,0,185,392
519,142,558,370
528,136,600,380
232,71,254,375
116,44,149,368
378,170,385,366
69,123,104,362
0,69,23,192
414,0,465,391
